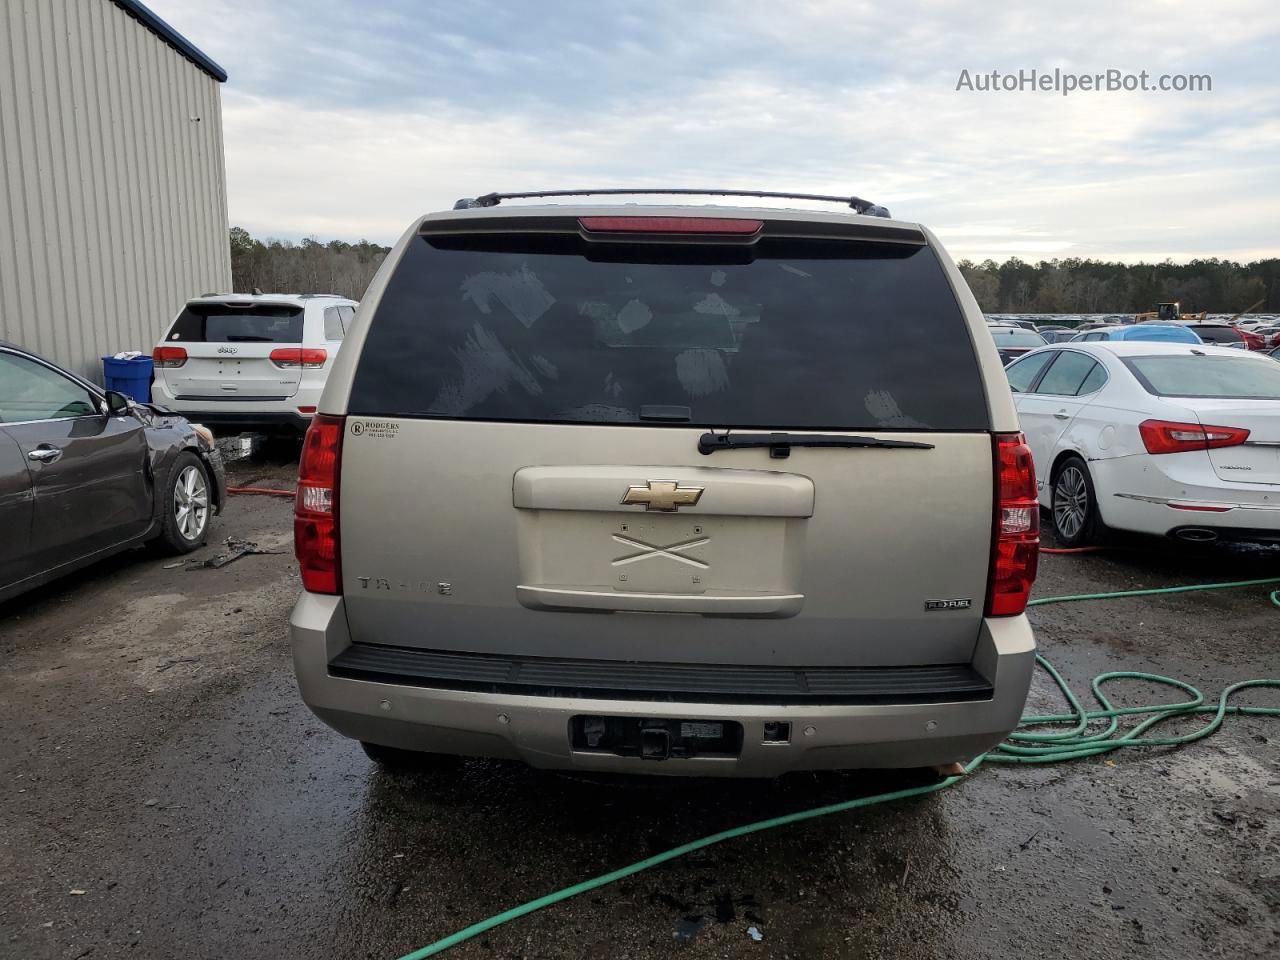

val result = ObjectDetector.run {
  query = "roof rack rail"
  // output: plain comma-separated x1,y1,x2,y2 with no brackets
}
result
452,188,891,218
296,293,346,299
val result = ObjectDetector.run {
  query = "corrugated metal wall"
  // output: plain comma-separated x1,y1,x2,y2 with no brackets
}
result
0,0,230,381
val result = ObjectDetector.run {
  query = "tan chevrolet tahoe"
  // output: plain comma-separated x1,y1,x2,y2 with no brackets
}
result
289,188,1039,776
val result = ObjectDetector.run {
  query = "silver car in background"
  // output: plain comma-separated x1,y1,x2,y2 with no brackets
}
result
289,190,1039,776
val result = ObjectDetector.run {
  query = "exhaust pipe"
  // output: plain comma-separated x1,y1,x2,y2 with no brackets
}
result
1175,528,1219,543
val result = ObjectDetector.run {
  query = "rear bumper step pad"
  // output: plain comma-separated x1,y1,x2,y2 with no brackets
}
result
328,644,994,705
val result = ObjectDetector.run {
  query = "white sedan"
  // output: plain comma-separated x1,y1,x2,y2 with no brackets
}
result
1005,341,1280,546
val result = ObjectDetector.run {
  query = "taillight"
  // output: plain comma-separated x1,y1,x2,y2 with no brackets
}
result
579,216,763,234
152,346,187,368
271,348,328,368
1139,419,1249,454
294,414,344,594
986,433,1039,617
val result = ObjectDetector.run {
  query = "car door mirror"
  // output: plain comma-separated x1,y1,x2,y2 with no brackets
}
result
103,390,133,416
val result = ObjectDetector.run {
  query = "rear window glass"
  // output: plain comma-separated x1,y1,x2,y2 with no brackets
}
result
1188,326,1241,344
1123,355,1280,399
1122,326,1198,343
166,304,303,343
991,330,1047,347
349,233,989,430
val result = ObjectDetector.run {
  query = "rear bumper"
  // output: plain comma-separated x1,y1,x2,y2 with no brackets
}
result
177,411,312,434
1091,455,1280,539
289,593,1036,776
1113,493,1280,537
152,381,315,433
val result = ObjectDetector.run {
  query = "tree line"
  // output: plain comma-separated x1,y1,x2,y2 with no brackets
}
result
228,227,389,301
957,256,1280,315
228,228,1280,315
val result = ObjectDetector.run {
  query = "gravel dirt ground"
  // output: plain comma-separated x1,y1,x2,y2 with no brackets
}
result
2,450,1278,960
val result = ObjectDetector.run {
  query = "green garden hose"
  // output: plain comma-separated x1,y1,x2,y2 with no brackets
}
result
1025,576,1280,607
396,575,1280,960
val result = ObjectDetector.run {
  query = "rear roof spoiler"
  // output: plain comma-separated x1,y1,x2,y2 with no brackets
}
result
421,212,924,246
184,298,304,311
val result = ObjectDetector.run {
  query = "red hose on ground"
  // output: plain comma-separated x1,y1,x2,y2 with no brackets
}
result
227,486,295,498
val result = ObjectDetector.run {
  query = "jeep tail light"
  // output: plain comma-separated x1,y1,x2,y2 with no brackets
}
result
271,348,327,368
1139,420,1249,454
295,414,344,594
152,346,187,368
986,432,1039,616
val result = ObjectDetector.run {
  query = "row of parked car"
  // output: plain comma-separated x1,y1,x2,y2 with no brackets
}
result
8,196,1048,780
3,192,1277,784
5,284,1277,603
989,316,1280,363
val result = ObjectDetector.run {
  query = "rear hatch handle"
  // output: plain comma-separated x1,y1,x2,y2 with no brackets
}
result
697,432,935,459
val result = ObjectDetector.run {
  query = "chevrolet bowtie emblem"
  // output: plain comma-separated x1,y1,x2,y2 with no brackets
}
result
620,479,704,512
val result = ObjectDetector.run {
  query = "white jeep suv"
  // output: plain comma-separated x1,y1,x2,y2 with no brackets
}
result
152,293,357,434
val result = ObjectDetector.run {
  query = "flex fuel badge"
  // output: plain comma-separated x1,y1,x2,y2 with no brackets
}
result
349,419,398,439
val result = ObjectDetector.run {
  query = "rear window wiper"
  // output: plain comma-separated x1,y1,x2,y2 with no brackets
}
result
698,431,935,458
222,335,276,342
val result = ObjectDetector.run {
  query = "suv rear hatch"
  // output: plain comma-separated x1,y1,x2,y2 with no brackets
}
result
336,213,998,669
156,301,306,401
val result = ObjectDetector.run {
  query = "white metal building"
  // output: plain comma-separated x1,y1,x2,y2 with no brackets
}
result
0,0,230,380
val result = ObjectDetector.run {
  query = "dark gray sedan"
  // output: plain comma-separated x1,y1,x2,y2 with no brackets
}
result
0,342,227,603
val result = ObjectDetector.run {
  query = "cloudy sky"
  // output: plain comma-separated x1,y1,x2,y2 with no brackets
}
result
156,0,1279,263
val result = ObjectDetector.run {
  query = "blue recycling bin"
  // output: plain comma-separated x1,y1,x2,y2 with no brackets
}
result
102,355,153,403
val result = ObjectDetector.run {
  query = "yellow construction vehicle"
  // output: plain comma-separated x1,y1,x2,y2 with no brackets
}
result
1132,301,1207,324
1133,299,1266,325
